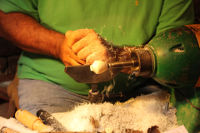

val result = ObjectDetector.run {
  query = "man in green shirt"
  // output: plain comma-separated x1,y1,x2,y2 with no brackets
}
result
0,0,199,132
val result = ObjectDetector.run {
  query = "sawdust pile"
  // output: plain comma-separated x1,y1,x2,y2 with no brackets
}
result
52,91,178,133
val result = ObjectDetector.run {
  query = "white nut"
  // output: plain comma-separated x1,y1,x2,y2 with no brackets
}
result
90,60,108,74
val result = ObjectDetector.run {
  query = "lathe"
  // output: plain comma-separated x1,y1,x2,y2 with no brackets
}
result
65,25,200,96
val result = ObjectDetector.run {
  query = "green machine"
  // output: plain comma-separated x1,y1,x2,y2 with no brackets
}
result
146,26,200,89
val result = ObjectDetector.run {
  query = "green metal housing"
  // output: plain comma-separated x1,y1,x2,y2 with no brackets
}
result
147,26,200,88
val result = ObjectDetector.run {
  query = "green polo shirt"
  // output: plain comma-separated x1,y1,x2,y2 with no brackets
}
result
1,1,198,132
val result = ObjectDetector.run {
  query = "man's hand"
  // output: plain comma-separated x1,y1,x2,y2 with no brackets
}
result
59,29,109,66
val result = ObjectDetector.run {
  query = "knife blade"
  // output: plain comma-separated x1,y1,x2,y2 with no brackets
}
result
65,61,137,83
65,65,120,83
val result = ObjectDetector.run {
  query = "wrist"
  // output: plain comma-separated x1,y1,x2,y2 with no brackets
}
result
50,30,65,59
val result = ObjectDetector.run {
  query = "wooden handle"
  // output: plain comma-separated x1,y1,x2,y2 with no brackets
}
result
15,109,52,132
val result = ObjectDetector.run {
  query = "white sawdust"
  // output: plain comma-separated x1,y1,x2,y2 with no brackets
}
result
52,91,178,133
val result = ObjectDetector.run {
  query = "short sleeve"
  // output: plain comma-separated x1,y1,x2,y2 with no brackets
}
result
0,0,39,21
156,0,194,34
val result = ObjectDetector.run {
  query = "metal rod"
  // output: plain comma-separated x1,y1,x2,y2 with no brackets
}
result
108,60,139,69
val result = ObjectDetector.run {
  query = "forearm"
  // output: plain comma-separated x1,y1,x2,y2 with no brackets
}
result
0,10,65,58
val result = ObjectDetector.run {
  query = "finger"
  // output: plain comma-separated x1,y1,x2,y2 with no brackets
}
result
77,40,102,59
65,30,73,37
66,29,95,47
72,33,98,53
86,51,108,64
61,42,86,65
63,56,81,66
65,46,86,64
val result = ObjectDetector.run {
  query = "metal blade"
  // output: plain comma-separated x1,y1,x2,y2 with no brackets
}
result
65,65,120,83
